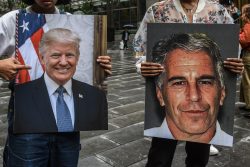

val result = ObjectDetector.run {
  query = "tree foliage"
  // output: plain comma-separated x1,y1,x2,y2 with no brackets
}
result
0,0,108,15
0,0,27,15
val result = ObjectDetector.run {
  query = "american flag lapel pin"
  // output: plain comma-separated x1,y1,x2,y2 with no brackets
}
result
79,94,83,98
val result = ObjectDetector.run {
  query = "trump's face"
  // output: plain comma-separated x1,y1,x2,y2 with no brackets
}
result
41,42,79,85
156,49,225,139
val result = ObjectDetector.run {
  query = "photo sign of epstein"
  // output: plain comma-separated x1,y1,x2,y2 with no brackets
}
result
13,13,108,133
144,23,240,147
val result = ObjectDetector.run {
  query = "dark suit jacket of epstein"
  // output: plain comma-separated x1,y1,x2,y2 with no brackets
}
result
13,76,108,134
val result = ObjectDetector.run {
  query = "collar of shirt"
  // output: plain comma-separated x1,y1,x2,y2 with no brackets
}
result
25,6,60,14
174,0,206,15
145,118,232,146
210,121,233,146
162,119,232,145
44,73,73,97
162,119,175,139
161,119,219,140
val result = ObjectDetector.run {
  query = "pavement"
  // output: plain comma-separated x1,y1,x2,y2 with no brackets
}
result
0,41,250,166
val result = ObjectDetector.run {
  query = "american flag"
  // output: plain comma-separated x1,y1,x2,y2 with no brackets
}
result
15,13,49,84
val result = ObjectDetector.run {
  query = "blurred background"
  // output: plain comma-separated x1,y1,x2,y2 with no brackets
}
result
0,0,249,41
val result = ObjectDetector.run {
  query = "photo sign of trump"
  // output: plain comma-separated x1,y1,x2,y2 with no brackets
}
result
13,13,108,133
144,23,240,147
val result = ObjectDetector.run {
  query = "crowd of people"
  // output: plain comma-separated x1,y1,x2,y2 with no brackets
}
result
0,0,249,166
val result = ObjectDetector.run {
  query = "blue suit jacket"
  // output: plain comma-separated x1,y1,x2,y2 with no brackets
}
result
13,76,108,133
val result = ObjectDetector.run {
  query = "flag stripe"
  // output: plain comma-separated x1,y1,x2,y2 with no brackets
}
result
30,28,44,58
30,27,45,71
16,50,30,83
19,38,44,81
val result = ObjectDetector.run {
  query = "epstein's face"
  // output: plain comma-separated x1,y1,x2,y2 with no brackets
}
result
41,42,79,85
156,49,225,137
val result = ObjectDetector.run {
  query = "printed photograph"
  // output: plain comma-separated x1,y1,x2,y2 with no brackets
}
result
144,23,240,147
14,14,108,133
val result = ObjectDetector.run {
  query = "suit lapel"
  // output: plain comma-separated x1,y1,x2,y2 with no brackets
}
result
72,79,86,131
32,77,58,131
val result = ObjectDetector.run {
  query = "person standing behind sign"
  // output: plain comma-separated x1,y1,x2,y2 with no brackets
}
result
240,4,250,116
133,0,244,166
0,0,112,166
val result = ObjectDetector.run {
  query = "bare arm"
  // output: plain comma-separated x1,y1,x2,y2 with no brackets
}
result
96,56,112,75
0,57,31,80
223,58,244,74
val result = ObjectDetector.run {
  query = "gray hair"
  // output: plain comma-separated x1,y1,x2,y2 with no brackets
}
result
152,33,224,89
39,28,81,56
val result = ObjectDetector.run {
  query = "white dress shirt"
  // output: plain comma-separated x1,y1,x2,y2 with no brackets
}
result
44,73,75,127
144,119,233,147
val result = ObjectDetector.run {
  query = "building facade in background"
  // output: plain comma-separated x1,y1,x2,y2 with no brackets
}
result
1,0,248,41
70,0,146,41
71,0,146,30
